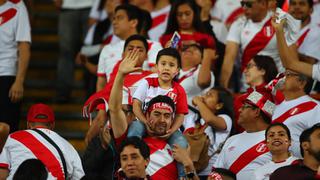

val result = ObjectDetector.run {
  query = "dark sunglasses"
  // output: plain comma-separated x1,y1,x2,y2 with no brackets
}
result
240,1,255,8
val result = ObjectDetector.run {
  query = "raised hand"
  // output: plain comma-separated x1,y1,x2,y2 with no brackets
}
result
118,48,142,75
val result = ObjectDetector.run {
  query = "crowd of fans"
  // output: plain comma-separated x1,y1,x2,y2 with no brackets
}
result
1,0,320,179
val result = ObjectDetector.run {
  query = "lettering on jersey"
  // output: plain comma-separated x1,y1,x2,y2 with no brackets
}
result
166,91,177,103
256,143,267,153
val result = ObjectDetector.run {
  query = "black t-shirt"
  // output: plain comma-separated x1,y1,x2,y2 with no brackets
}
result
270,160,320,180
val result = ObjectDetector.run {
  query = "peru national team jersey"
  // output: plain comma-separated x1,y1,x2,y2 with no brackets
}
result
210,0,243,25
148,5,171,42
0,128,84,180
133,77,188,115
0,1,31,76
214,130,272,180
272,95,320,158
297,23,320,62
252,156,299,180
227,11,292,73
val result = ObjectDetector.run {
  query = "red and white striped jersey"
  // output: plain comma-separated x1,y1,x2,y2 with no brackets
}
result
210,0,243,26
148,5,171,42
0,128,84,180
214,130,272,180
297,24,320,62
133,77,188,115
272,95,320,158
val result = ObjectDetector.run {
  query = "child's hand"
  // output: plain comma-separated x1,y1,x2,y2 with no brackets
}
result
118,48,142,75
192,96,204,106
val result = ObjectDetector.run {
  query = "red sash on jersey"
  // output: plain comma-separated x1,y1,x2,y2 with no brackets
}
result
151,13,167,29
0,8,17,26
229,140,269,174
11,131,65,180
241,18,275,72
177,67,198,83
296,29,310,47
272,101,317,123
225,7,244,25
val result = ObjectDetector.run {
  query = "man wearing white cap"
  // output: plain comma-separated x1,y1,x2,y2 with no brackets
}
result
0,103,84,180
214,90,274,180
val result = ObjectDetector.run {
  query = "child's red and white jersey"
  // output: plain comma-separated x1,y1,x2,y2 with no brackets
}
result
0,1,31,76
227,12,291,73
0,128,84,180
272,95,320,158
252,156,299,180
214,130,272,180
97,40,162,81
144,137,178,179
133,77,188,114
210,0,243,25
298,24,320,62
148,5,171,42
313,63,320,81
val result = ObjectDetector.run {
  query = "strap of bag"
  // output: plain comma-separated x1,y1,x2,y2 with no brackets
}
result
31,129,68,180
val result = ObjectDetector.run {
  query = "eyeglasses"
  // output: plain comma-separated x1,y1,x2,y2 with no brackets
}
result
240,1,255,8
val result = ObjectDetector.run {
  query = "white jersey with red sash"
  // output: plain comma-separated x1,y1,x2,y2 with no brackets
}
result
210,0,244,26
148,5,171,42
298,23,320,61
227,12,289,73
272,95,320,158
214,130,271,180
0,128,84,180
252,156,299,180
0,1,31,76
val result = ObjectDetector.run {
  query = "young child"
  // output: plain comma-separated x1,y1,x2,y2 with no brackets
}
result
127,47,189,178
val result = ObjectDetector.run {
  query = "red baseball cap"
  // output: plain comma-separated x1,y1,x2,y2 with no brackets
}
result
27,103,55,123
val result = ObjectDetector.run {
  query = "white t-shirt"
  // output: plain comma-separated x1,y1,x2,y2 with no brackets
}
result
97,39,163,81
60,0,93,9
210,20,229,44
89,0,107,21
227,12,289,73
252,156,299,180
148,5,171,42
0,1,31,76
298,23,320,62
198,114,233,176
313,63,320,81
311,2,320,25
214,130,272,180
210,0,243,24
272,95,320,158
0,128,84,180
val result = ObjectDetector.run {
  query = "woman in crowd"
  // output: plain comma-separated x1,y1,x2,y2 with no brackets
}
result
233,55,278,133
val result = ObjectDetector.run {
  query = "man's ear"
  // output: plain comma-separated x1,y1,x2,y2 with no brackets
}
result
215,103,223,111
145,158,150,168
302,141,310,153
129,19,138,30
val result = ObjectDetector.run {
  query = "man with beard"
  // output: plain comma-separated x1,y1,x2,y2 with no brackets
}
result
270,123,320,179
108,48,199,180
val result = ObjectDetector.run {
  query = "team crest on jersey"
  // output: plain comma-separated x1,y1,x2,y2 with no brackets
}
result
289,107,299,115
256,143,267,153
166,92,177,102
263,26,275,37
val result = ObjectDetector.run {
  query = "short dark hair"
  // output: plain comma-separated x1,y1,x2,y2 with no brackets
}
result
299,123,320,157
156,48,181,68
115,4,144,33
265,123,291,141
252,55,278,83
296,73,314,94
146,95,176,114
13,159,48,180
119,136,150,160
290,0,314,7
123,34,149,52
